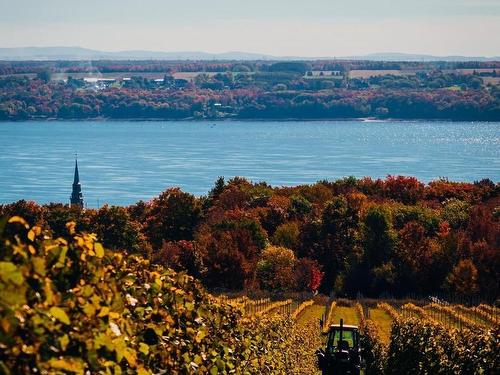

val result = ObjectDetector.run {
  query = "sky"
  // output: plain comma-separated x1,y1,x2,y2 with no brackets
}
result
0,0,499,57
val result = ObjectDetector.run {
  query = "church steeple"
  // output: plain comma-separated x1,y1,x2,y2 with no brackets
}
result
70,155,84,207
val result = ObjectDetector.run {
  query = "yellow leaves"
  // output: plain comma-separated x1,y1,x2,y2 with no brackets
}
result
186,327,196,338
11,243,28,259
0,262,24,285
32,257,46,277
0,314,10,331
154,277,163,288
28,245,36,255
72,232,105,260
95,333,137,367
139,342,149,355
1,216,307,374
98,306,110,317
195,329,207,343
49,306,70,325
55,246,68,268
66,221,76,235
27,226,41,242
94,242,105,258
123,348,137,367
43,278,55,306
94,332,114,352
48,357,85,375
81,285,94,298
114,338,129,363
8,216,29,229
59,334,70,351
82,303,96,317
0,263,27,306
56,237,68,246
21,344,35,354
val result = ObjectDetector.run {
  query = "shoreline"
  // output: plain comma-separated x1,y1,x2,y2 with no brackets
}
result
0,117,498,123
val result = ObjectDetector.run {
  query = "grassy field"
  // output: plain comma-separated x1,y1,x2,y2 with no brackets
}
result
331,306,361,326
369,308,393,345
296,303,326,326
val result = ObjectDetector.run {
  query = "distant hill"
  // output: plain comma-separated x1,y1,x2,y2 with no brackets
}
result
346,52,500,62
0,47,275,61
0,47,498,61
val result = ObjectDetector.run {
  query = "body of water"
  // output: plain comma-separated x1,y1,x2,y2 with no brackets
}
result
0,120,498,207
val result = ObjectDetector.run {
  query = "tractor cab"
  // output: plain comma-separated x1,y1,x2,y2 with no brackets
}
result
316,319,362,375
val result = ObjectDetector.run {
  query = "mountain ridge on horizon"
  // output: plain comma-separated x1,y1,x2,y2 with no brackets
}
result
1,46,499,62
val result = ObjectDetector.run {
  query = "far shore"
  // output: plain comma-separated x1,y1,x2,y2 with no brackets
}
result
0,117,496,123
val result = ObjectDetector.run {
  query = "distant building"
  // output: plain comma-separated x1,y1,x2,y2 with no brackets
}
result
304,70,344,79
70,157,84,207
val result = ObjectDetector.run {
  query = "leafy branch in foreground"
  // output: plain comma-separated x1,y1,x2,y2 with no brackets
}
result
0,216,295,374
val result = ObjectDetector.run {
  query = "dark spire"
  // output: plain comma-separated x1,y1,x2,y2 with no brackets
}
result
73,158,80,185
70,155,84,207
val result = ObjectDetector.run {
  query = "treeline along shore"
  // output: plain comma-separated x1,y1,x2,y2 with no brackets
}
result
1,175,499,299
1,60,500,121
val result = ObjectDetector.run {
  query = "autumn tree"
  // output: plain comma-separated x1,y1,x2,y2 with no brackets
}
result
0,200,44,227
145,188,201,248
441,198,470,229
445,259,479,297
152,240,204,279
198,217,267,290
394,221,436,294
384,175,424,204
256,246,297,292
43,203,86,238
294,257,324,293
90,205,148,253
0,200,45,239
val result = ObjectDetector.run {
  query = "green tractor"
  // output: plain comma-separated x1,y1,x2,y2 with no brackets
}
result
316,319,362,375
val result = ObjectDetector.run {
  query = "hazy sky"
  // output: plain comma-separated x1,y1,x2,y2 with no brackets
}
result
1,0,499,56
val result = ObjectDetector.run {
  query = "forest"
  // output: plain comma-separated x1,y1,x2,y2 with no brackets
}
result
1,60,499,121
1,176,499,300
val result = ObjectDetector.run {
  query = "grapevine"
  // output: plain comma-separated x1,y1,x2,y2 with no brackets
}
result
322,301,337,333
377,302,401,321
291,299,314,320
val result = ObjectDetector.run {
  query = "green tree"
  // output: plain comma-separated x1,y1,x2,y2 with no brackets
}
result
441,198,470,229
317,196,361,292
43,203,85,238
362,205,397,294
36,70,51,83
90,205,148,253
272,221,300,249
145,188,201,248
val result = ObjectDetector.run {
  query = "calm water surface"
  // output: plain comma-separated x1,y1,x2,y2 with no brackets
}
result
0,120,498,207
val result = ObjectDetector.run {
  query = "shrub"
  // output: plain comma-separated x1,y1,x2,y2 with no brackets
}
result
0,216,295,374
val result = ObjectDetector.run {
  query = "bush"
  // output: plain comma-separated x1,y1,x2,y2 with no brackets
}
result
0,216,296,374
361,320,386,375
386,318,499,374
